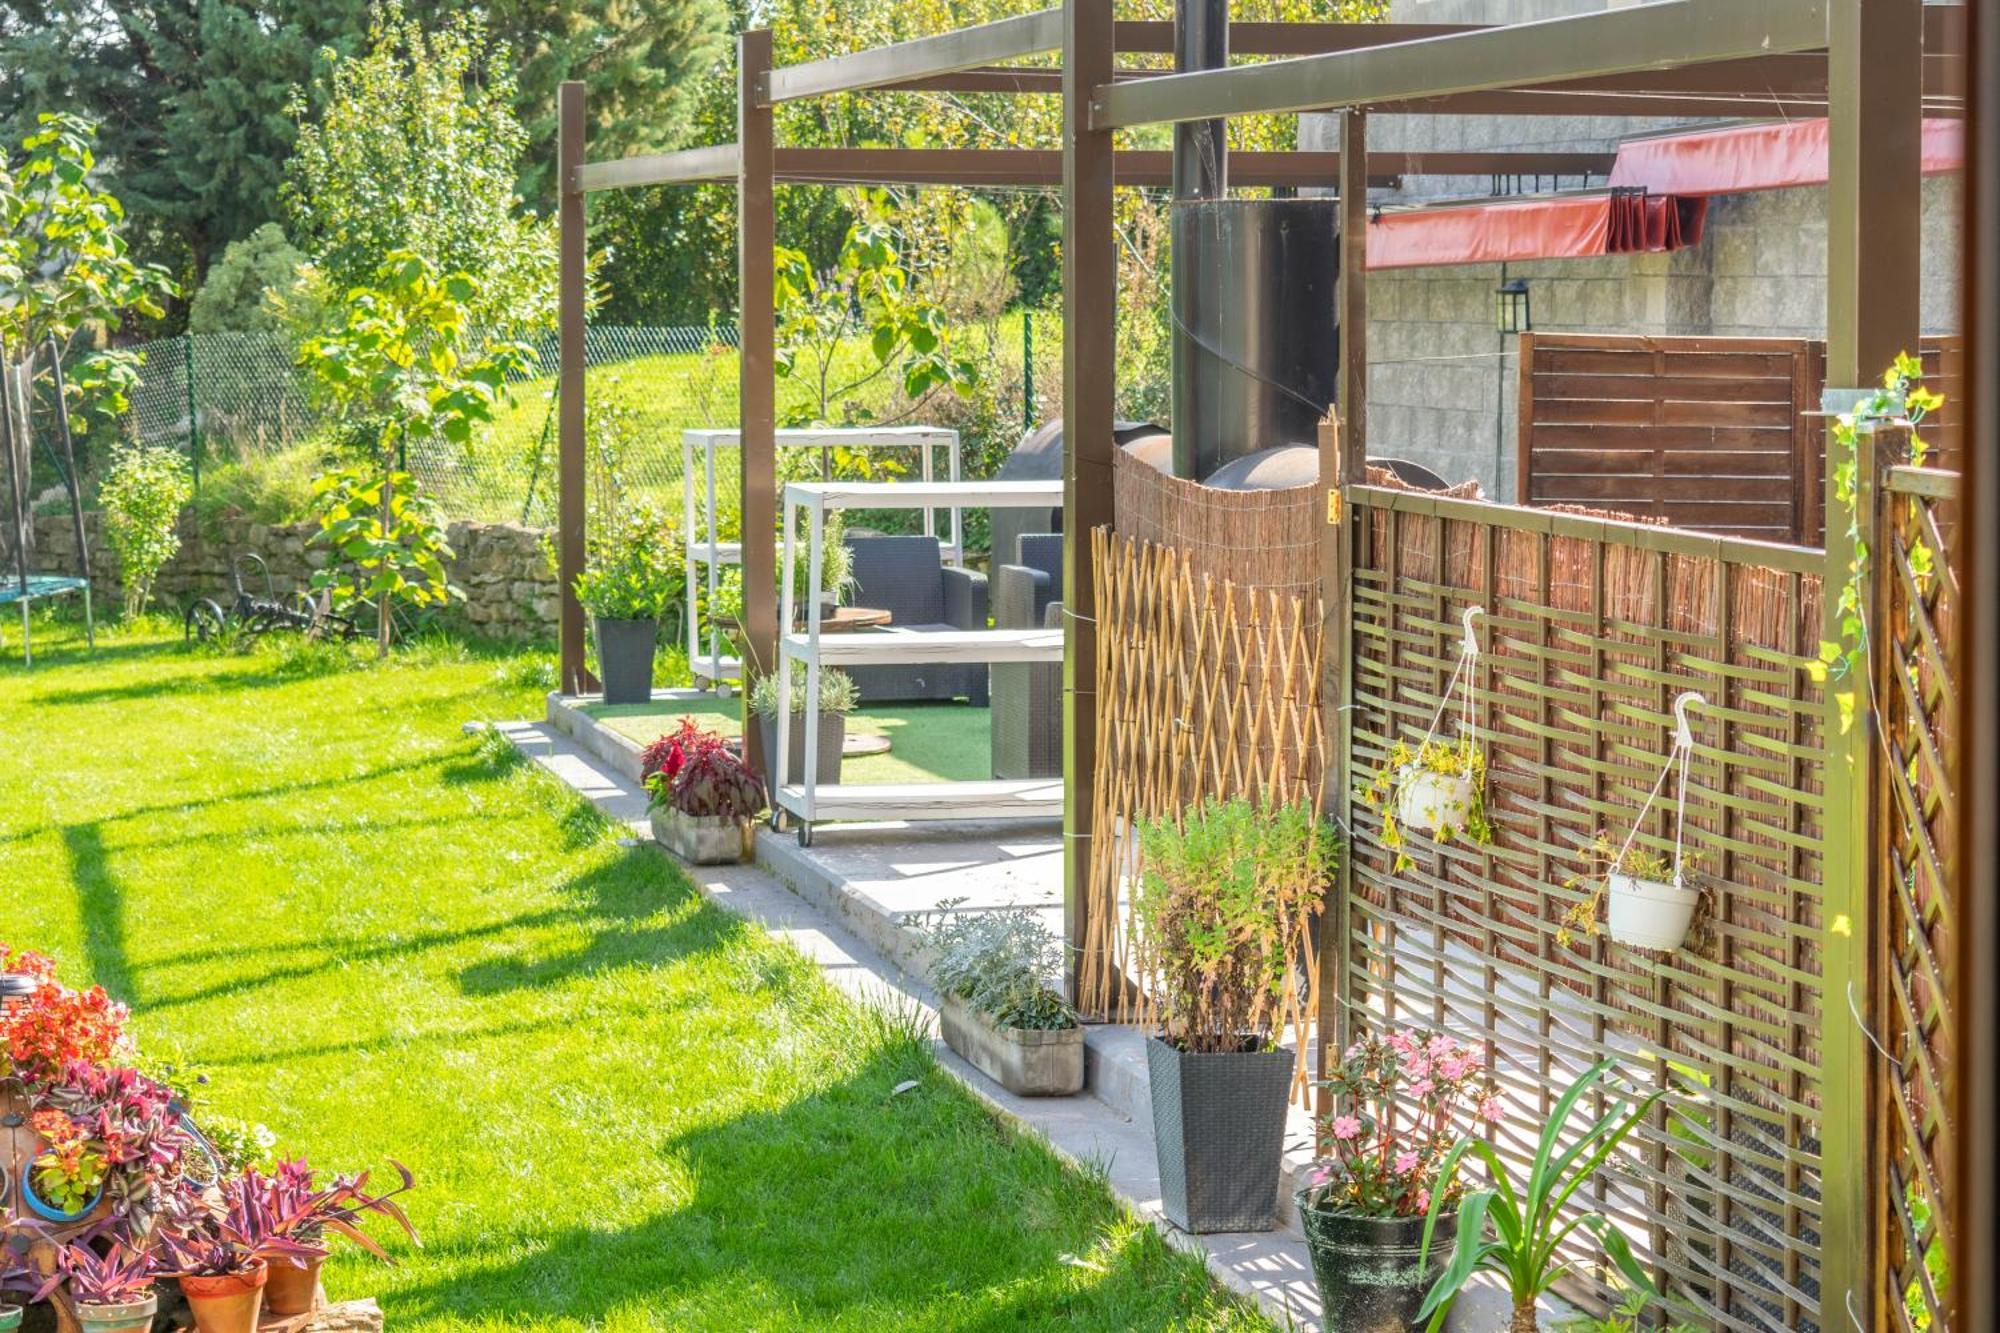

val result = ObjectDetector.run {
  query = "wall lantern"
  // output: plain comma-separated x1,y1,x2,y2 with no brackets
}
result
1495,277,1532,335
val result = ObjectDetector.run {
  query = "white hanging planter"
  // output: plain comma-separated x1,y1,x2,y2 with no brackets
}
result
1395,766,1476,839
1605,870,1700,951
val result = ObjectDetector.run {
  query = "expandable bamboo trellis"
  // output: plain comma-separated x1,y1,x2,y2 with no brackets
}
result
1875,453,1960,1333
1338,484,1829,1330
1081,528,1327,1097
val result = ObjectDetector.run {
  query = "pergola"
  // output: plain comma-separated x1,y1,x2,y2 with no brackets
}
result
555,0,1966,1315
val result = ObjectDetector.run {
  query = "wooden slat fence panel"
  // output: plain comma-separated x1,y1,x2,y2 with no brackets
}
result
1342,485,1828,1330
1519,333,1964,545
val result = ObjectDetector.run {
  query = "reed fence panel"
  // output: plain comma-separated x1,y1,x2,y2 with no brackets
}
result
1082,528,1328,1094
1338,485,1829,1330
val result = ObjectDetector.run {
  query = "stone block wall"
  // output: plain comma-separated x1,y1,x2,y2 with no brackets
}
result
29,511,558,643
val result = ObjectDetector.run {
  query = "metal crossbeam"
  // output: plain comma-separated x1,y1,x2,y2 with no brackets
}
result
762,9,1063,104
1090,0,1831,130
574,143,742,191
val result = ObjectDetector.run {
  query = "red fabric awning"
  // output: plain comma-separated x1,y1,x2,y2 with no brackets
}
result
1366,191,1707,270
1367,116,1961,270
1607,117,1965,196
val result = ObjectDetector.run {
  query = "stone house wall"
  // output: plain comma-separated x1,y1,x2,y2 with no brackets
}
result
29,511,558,643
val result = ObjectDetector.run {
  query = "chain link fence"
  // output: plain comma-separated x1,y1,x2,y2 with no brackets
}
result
117,325,746,526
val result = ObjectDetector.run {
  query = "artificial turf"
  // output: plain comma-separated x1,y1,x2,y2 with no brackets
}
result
0,614,1269,1332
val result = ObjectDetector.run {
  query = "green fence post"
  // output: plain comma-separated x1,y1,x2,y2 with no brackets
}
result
183,336,200,495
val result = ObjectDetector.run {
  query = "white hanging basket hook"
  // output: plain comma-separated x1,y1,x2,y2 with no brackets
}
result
1672,691,1707,751
1459,605,1485,657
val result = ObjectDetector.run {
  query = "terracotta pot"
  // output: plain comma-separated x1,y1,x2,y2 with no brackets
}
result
73,1294,158,1333
179,1260,268,1333
263,1247,328,1316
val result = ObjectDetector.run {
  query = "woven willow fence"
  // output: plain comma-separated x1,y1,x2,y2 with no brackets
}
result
1081,527,1327,1095
1874,456,1960,1333
1335,486,1829,1330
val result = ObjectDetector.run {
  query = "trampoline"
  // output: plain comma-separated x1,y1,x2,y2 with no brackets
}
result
2,338,96,667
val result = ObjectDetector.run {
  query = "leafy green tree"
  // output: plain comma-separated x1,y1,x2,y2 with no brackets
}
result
297,250,531,655
1,114,175,577
98,443,193,617
188,223,314,335
284,2,556,333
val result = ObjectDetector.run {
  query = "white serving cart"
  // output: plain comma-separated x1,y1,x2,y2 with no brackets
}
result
775,478,1065,844
683,427,962,689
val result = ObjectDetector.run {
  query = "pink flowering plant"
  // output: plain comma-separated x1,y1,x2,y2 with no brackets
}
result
1300,1028,1504,1219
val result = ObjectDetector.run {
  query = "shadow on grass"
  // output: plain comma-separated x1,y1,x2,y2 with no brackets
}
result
62,823,140,1006
374,1034,1173,1330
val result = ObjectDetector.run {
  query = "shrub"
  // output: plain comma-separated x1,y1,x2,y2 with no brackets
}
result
919,900,1075,1031
1134,797,1335,1054
188,223,310,336
574,501,681,622
667,745,765,821
98,444,193,618
749,667,858,719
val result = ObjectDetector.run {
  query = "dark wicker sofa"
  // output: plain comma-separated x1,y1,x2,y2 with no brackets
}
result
842,535,989,705
990,533,1062,779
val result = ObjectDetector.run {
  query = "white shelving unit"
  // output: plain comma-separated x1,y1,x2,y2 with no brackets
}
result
683,427,961,688
776,478,1066,841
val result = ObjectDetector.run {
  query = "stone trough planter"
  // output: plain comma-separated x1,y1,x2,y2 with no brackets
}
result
937,994,1084,1097
649,808,754,865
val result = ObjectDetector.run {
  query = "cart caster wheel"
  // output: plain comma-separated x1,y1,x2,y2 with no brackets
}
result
797,825,814,848
185,599,226,644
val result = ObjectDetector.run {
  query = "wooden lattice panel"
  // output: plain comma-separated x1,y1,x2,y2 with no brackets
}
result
1341,486,1828,1331
1875,464,1959,1333
1082,529,1328,1095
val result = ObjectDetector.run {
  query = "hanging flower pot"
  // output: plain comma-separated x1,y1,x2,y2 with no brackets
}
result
1606,870,1701,952
1394,763,1476,839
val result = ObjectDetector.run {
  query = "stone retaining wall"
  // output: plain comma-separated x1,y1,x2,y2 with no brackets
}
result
29,511,558,642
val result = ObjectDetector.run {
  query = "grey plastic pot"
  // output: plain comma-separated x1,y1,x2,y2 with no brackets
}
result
1295,1194,1452,1332
758,711,846,787
595,616,658,705
1146,1035,1293,1232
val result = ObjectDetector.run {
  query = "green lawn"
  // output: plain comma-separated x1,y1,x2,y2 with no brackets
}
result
0,615,1265,1332
586,697,993,784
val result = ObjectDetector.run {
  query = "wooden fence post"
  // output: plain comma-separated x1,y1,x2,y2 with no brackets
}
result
556,81,593,695
737,30,778,778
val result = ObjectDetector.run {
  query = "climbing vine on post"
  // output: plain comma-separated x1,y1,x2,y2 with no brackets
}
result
1812,352,1943,733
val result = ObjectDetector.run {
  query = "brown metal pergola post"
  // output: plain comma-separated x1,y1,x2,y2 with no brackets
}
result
738,30,779,776
1061,0,1115,1009
557,81,594,696
1821,0,1923,1313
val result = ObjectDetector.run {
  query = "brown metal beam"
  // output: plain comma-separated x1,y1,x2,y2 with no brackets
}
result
1090,1,1830,130
1061,0,1115,1013
556,82,593,696
760,146,1613,188
738,31,779,779
762,9,1062,104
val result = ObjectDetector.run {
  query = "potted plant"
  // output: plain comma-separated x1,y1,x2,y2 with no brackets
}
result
573,502,680,705
1132,797,1334,1233
31,1238,160,1333
1557,832,1702,953
1364,738,1492,873
750,668,857,787
159,1173,320,1333
1296,1028,1504,1330
23,1109,108,1222
918,902,1082,1097
249,1158,421,1316
1416,1058,1663,1333
644,724,765,865
1,1235,36,1333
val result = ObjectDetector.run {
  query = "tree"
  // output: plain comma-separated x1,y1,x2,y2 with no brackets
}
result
99,443,193,617
1,114,175,581
284,2,556,335
188,223,314,335
296,250,530,656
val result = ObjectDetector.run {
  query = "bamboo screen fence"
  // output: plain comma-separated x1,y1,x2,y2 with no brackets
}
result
1336,485,1830,1330
1080,527,1328,1095
1874,456,1960,1333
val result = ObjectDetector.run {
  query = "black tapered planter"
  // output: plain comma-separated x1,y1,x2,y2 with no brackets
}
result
595,616,658,705
1146,1036,1293,1233
1296,1194,1452,1332
758,711,846,787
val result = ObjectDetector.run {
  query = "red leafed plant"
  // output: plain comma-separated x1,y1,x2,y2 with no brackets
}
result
667,746,765,820
31,1235,159,1307
640,717,721,787
242,1157,422,1260
1,957,129,1086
